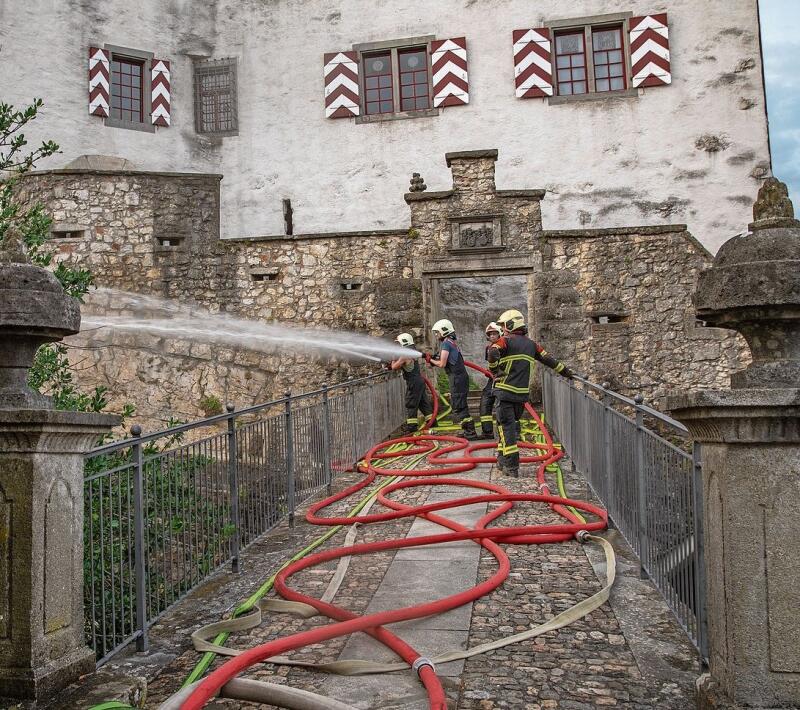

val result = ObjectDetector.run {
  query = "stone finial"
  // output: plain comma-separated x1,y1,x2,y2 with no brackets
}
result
694,177,800,389
0,261,81,409
750,176,799,230
0,225,30,264
409,173,427,193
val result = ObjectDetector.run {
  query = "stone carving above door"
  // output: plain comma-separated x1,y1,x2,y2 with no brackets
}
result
449,215,504,252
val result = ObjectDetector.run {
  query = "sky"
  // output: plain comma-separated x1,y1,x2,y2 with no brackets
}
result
760,0,800,206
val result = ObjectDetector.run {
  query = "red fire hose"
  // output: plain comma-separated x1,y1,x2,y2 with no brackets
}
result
182,360,606,710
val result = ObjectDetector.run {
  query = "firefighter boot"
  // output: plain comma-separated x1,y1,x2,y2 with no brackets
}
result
480,416,494,439
495,451,507,472
506,451,520,478
461,417,478,440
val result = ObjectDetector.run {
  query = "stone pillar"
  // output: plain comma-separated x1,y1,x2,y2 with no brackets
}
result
668,178,800,710
445,149,498,193
0,257,119,700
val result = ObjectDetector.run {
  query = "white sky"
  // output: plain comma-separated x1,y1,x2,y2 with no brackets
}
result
760,0,800,206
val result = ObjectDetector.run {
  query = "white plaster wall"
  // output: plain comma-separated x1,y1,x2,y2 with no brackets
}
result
1,0,770,251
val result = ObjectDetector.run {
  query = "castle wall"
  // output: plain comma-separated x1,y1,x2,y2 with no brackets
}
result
15,151,747,429
1,0,770,251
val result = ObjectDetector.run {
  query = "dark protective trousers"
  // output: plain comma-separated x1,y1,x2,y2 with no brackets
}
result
497,399,525,466
479,379,495,436
449,370,476,436
404,379,433,430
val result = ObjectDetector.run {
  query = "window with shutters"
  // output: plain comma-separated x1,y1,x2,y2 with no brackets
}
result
104,45,155,132
194,58,238,135
354,36,439,123
548,13,637,102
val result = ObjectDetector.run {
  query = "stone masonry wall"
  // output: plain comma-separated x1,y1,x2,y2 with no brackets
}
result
15,153,748,430
537,227,749,404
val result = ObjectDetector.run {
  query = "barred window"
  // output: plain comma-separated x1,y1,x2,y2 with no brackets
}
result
194,58,238,135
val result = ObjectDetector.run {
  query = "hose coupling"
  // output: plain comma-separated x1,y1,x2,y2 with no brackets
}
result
575,530,590,544
412,656,436,676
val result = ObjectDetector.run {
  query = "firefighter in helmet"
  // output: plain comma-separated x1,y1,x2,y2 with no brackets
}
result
487,309,574,477
427,318,478,440
390,332,433,434
479,321,503,438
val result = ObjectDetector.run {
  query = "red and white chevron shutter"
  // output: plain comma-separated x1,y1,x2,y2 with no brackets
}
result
88,47,110,117
431,37,469,107
324,51,360,118
512,28,553,98
151,59,171,126
630,14,671,87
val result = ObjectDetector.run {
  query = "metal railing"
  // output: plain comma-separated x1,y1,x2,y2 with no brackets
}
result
541,369,708,660
83,372,405,665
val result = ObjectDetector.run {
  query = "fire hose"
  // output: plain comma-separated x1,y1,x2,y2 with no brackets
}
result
160,359,611,710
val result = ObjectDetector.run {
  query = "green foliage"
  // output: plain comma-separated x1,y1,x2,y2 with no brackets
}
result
199,394,224,416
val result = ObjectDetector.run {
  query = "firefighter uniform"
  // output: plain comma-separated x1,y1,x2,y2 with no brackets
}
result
479,322,503,438
429,319,477,440
488,317,573,476
401,358,433,432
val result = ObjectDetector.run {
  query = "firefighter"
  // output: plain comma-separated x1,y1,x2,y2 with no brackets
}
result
487,309,574,477
390,332,433,434
427,319,478,440
479,321,503,438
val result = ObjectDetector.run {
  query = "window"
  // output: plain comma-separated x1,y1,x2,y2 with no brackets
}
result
555,33,587,96
549,16,633,100
194,58,238,135
354,36,437,121
364,52,394,115
103,45,154,132
592,27,626,92
398,49,430,112
111,57,145,122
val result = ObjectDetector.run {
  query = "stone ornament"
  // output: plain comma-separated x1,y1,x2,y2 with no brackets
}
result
409,173,427,193
694,177,800,388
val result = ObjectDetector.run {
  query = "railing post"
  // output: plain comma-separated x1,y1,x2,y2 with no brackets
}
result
633,394,649,579
130,424,149,652
348,377,358,468
601,382,615,528
322,383,333,494
226,404,240,573
285,390,296,527
692,441,709,661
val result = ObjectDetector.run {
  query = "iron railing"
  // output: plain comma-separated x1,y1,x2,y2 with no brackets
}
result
541,369,708,660
83,372,405,665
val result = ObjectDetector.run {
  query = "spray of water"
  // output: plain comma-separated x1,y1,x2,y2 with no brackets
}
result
79,289,423,363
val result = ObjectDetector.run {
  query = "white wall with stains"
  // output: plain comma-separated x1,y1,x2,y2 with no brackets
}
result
1,0,770,251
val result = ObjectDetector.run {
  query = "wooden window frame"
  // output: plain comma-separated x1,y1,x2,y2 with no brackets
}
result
554,30,588,97
353,35,439,124
545,13,638,105
103,44,155,132
194,57,239,136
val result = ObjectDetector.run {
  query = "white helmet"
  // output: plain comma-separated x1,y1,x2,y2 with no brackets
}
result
485,321,502,337
431,318,455,338
395,332,415,347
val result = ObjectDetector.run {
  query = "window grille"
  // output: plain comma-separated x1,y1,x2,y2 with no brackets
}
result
194,58,238,135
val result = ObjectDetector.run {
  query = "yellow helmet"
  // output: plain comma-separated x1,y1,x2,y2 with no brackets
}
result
497,309,526,332
395,332,415,347
431,318,455,337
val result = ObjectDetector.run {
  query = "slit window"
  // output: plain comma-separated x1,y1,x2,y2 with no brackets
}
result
340,282,362,291
50,228,86,239
591,314,627,324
